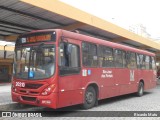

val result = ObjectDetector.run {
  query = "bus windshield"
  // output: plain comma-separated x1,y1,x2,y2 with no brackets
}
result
13,45,55,80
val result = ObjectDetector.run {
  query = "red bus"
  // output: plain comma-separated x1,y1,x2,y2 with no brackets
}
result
12,29,157,109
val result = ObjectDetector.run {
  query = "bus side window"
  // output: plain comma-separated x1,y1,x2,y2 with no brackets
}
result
114,49,124,68
122,51,127,68
126,52,130,68
59,42,80,67
151,56,156,70
139,54,145,69
127,52,137,69
98,45,114,68
136,54,141,69
149,56,152,69
59,42,80,75
59,43,66,66
69,44,79,67
145,56,150,70
82,42,98,67
98,45,103,67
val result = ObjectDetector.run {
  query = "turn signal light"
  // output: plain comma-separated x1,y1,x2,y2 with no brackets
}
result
41,84,55,96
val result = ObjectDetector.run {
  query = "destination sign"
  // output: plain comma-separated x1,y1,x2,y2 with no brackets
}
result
16,31,56,45
25,34,51,43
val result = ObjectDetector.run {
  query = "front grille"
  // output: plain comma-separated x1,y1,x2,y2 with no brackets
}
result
23,84,43,89
30,91,39,94
21,96,36,102
19,90,39,95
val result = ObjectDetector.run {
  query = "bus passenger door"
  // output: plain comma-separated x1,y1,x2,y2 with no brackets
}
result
58,40,82,108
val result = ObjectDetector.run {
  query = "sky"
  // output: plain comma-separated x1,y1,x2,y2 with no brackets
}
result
60,0,160,39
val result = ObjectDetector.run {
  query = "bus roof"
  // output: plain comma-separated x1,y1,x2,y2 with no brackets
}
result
23,29,155,56
60,29,155,56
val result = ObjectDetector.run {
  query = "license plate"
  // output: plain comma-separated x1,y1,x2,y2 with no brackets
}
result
15,82,25,87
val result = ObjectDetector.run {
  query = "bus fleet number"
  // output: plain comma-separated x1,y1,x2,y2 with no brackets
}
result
15,82,25,87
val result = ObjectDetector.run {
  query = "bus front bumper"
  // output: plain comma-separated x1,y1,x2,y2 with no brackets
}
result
12,92,57,109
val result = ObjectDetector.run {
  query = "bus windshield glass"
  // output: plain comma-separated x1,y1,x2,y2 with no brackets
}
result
13,45,55,80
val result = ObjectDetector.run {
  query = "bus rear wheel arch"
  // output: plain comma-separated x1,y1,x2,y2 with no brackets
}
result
137,80,144,97
82,84,98,109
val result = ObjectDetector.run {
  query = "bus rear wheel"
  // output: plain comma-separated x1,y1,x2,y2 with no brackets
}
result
137,82,144,97
82,86,96,109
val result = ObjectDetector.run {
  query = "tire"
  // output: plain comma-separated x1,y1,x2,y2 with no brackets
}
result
137,82,144,97
82,86,96,109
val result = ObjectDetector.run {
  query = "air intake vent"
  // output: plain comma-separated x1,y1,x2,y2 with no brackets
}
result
23,84,43,89
21,96,36,102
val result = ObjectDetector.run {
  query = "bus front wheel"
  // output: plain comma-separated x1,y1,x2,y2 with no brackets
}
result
137,82,144,97
82,86,96,109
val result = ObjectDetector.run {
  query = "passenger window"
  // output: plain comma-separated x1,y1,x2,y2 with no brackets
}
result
98,45,114,67
82,42,98,67
145,56,150,70
122,51,126,67
138,54,145,69
149,56,152,69
127,52,137,69
137,54,141,69
151,56,156,70
114,49,126,68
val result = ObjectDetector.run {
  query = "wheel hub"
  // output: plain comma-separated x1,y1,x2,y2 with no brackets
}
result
86,92,93,104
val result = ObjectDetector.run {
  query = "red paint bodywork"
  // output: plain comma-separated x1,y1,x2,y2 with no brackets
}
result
12,29,157,109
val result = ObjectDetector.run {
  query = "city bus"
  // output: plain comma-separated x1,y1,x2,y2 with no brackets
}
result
11,29,157,109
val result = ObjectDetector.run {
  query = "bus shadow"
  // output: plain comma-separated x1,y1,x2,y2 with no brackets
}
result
98,91,152,106
36,105,83,117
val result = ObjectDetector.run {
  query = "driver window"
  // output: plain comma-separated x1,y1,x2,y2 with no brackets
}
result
59,43,79,67
59,42,80,75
